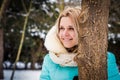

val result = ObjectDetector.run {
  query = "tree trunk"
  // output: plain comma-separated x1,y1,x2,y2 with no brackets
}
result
0,0,10,22
0,29,3,79
0,0,11,79
76,0,110,80
31,49,37,70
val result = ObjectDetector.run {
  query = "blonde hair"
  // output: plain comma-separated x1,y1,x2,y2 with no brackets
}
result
55,6,89,32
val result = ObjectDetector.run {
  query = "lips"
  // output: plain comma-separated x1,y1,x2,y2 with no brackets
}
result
62,38,73,42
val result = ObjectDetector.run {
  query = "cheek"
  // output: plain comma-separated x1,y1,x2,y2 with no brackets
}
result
58,32,61,39
71,32,76,38
72,32,78,42
75,36,78,43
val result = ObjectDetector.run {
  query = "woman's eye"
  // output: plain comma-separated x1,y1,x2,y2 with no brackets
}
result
69,27,74,30
59,27,64,30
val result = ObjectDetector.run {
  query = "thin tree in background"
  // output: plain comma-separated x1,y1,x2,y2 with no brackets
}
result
57,0,65,11
10,0,32,80
75,0,110,80
0,29,3,79
0,0,10,79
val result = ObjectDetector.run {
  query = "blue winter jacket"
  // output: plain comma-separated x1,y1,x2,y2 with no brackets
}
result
40,52,120,80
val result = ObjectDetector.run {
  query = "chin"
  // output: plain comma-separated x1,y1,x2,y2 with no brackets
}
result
64,45,74,48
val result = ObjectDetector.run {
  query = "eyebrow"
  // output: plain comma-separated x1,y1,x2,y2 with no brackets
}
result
68,25,74,28
59,25,74,28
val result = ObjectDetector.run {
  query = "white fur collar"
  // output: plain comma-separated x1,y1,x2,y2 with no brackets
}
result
49,51,77,66
44,26,67,53
44,26,77,67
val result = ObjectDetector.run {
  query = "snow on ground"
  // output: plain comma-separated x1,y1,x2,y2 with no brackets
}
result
4,70,41,80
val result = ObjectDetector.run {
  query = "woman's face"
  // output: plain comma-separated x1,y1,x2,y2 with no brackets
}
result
58,16,78,48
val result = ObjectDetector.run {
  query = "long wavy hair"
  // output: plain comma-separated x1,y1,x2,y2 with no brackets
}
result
55,6,89,53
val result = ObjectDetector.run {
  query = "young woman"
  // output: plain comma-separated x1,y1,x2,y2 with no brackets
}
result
40,6,120,80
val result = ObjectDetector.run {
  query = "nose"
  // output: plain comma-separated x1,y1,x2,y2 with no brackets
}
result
63,29,69,36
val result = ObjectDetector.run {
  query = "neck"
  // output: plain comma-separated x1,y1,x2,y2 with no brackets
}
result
66,45,78,53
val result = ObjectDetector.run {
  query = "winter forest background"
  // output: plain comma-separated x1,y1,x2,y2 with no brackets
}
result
0,0,120,79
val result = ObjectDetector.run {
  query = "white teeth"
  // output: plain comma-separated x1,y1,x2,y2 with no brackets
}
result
63,39,72,41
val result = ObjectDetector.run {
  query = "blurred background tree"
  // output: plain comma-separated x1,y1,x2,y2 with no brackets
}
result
0,0,59,70
0,0,119,71
0,0,11,79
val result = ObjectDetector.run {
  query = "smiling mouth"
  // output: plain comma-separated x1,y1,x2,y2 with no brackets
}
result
63,38,73,41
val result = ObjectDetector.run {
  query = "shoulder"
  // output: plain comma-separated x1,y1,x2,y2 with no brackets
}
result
43,54,52,64
44,54,50,60
107,51,115,57
43,54,58,67
107,51,116,63
107,52,120,80
107,51,117,68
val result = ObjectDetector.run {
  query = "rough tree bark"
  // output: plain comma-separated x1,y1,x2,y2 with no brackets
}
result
76,0,110,80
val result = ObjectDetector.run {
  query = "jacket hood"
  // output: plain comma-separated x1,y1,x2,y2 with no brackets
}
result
44,26,68,54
